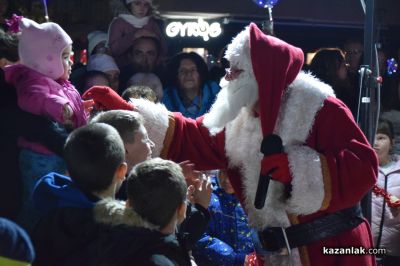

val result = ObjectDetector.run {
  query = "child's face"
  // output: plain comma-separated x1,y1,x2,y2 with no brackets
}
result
218,171,235,194
125,125,154,172
374,133,393,164
60,44,73,80
130,0,150,18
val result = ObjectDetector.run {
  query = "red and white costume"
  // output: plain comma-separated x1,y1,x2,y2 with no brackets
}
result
131,24,378,266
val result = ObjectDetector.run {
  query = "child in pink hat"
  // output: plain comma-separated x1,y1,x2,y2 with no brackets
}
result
3,17,92,230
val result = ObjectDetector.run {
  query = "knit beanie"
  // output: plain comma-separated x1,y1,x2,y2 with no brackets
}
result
0,218,35,265
87,31,108,56
127,72,163,99
87,54,120,73
18,17,72,80
126,0,152,4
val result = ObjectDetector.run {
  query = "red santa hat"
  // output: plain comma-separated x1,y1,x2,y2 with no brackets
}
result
249,23,304,136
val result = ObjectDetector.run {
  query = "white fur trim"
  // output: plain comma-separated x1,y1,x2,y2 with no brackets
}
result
276,72,335,145
93,198,159,230
285,145,325,215
224,26,254,76
129,98,170,157
203,26,258,135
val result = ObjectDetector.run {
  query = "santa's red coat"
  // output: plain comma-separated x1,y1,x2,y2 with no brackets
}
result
133,73,378,266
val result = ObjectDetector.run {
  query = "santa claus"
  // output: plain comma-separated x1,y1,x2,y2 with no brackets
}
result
85,23,378,265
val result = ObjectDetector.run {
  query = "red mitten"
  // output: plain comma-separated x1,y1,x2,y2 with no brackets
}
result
260,153,292,185
82,86,134,111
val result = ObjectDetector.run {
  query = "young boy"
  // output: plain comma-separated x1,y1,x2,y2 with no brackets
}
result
92,158,192,265
91,109,212,251
31,123,127,265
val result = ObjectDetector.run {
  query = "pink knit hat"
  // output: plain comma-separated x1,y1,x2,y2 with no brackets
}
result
18,18,72,80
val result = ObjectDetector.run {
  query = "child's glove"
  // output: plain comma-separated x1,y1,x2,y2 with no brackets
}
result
260,153,292,185
82,86,135,111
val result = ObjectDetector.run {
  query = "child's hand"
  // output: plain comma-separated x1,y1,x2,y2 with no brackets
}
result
63,104,73,128
179,160,202,190
83,99,95,114
193,175,212,209
187,185,196,204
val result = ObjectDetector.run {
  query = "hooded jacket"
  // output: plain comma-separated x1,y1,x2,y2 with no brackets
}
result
32,173,191,266
372,156,400,256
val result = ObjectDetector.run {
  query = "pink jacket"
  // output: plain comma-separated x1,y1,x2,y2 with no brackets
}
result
4,64,88,154
107,16,166,68
372,156,400,256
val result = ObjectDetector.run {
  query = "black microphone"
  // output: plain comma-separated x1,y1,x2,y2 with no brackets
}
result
254,134,283,209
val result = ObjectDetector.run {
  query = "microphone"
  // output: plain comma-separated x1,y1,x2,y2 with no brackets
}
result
254,134,283,209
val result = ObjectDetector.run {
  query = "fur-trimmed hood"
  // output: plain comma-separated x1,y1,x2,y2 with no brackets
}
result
93,198,159,231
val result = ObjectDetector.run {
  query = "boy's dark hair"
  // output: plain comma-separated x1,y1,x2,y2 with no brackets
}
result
0,29,19,62
90,110,143,144
63,123,125,193
126,158,187,229
121,85,157,102
377,118,395,140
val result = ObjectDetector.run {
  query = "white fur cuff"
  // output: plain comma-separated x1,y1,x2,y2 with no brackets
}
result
129,98,170,157
285,145,325,215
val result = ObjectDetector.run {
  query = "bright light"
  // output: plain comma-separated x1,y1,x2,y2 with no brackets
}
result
166,18,222,41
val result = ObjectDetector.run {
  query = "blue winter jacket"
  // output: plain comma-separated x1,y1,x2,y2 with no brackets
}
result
193,179,256,266
162,81,220,119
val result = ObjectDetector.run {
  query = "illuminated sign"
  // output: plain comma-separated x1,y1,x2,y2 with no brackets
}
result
166,18,222,41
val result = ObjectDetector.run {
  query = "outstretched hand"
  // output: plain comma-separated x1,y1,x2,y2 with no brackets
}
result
180,160,202,189
180,161,212,208
82,86,135,111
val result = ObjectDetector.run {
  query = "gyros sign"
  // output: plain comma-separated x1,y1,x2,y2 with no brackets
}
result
166,18,222,41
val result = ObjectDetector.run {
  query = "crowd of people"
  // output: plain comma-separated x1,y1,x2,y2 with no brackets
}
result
0,0,400,265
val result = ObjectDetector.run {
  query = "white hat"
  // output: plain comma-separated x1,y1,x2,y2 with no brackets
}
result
87,31,107,56
87,54,119,73
128,72,163,99
126,0,152,4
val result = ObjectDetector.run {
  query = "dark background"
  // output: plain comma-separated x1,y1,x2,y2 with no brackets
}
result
11,0,400,58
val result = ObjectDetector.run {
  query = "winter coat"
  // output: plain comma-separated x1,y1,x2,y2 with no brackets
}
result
4,64,87,155
372,156,400,256
32,173,191,266
193,181,255,266
162,81,220,119
107,15,166,68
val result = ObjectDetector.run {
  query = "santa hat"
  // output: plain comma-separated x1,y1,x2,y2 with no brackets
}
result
249,23,304,136
87,31,108,56
87,54,119,73
18,17,72,80
126,0,152,4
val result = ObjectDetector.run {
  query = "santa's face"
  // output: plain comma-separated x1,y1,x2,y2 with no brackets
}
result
203,27,258,135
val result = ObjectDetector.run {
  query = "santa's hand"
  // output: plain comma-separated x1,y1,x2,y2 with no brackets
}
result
260,153,292,185
82,86,135,111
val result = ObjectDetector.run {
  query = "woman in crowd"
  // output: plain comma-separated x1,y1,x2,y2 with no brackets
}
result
162,52,220,119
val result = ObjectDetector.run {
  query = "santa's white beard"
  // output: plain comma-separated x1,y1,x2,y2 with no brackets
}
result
203,76,258,135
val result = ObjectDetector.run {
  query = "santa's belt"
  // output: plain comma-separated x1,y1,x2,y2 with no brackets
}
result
258,204,363,252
